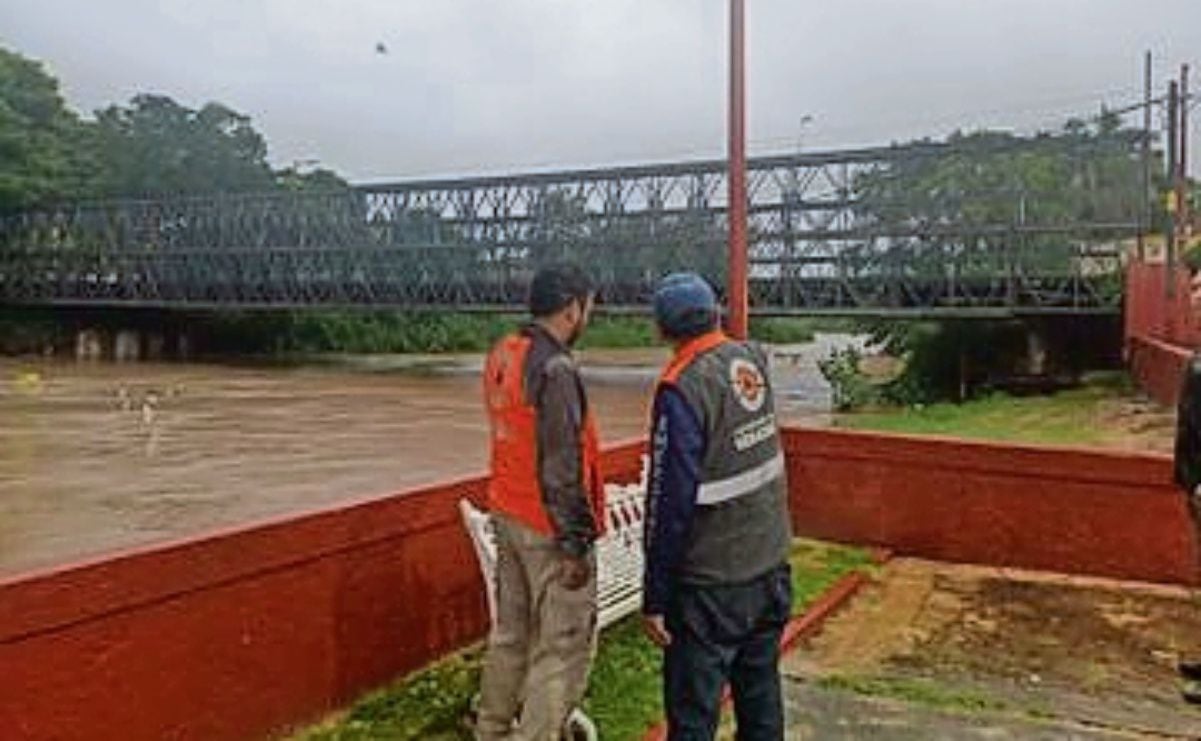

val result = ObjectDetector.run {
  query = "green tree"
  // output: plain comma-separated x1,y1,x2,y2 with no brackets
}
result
275,166,349,192
93,94,276,197
854,121,1146,233
0,47,97,210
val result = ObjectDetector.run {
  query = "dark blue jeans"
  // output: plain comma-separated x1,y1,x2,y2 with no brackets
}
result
663,563,792,741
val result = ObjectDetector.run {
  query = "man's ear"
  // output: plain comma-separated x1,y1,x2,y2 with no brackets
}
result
563,298,582,324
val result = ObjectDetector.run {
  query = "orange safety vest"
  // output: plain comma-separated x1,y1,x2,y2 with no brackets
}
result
658,329,730,388
484,333,607,537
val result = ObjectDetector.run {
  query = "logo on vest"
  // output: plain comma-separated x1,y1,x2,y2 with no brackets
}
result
729,358,766,413
733,413,776,451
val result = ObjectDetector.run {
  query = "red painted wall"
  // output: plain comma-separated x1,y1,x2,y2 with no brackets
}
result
1129,334,1192,406
1125,259,1197,405
3,430,1194,741
0,442,644,741
783,427,1197,585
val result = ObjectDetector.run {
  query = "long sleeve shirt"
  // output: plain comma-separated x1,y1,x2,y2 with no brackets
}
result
525,324,597,558
642,385,706,615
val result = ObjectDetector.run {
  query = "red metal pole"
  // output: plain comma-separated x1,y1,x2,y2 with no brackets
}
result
727,0,749,339
1181,64,1190,233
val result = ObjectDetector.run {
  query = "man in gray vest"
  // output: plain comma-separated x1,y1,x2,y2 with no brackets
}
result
641,272,793,740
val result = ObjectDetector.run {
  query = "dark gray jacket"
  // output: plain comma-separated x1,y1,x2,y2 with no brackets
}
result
522,324,597,558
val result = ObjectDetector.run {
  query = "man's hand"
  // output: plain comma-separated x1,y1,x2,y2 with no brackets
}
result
558,555,591,591
642,614,672,648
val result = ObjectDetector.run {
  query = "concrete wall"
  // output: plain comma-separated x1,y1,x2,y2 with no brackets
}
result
1129,334,1193,406
1125,260,1198,405
0,442,644,741
784,427,1196,585
2,431,1194,740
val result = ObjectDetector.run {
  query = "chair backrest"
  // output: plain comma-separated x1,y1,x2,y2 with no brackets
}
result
460,457,648,631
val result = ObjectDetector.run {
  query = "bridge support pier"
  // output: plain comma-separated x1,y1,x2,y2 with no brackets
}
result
74,329,104,361
1021,324,1049,376
113,330,141,362
145,333,166,361
47,313,193,362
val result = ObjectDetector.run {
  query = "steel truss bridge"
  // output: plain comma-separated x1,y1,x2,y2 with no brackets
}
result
0,139,1143,316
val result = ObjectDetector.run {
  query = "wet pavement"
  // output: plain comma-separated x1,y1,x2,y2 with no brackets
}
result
0,337,849,577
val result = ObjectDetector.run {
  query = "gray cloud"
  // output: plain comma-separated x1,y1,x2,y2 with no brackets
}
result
3,0,1200,181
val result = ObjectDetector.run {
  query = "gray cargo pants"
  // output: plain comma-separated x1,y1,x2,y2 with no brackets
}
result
477,514,597,741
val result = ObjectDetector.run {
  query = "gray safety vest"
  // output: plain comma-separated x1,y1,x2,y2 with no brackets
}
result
660,336,792,585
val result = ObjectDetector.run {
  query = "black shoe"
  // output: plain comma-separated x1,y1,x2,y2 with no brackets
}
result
1179,660,1201,681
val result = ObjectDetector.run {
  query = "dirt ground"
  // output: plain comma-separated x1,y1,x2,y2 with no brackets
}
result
783,559,1201,739
1096,394,1178,454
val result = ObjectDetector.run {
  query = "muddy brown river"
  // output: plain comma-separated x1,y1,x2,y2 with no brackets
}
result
0,340,847,578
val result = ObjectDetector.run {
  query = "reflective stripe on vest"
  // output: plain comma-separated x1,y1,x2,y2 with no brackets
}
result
695,451,785,506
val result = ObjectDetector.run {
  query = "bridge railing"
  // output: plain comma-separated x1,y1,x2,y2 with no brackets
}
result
0,138,1144,313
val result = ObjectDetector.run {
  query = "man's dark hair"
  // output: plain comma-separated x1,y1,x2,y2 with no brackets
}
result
528,263,594,318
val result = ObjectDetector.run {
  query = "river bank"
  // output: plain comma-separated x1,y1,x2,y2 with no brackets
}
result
836,371,1176,453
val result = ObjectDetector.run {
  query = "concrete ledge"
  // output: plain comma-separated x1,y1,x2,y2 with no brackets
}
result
0,441,644,741
783,427,1196,587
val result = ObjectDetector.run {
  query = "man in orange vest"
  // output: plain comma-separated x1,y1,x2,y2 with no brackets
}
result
477,264,607,740
642,272,792,740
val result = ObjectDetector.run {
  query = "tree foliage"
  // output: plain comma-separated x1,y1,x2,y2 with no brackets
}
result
92,95,276,197
0,48,97,210
0,46,347,210
853,114,1150,231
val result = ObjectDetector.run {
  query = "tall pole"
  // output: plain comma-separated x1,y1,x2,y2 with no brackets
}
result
1139,51,1151,259
1180,64,1190,235
1167,79,1179,292
727,0,749,340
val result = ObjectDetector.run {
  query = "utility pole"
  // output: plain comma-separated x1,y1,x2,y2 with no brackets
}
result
727,0,749,340
1139,51,1151,259
1180,64,1190,241
1167,79,1179,293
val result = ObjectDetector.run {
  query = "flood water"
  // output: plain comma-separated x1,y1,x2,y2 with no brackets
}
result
0,337,850,578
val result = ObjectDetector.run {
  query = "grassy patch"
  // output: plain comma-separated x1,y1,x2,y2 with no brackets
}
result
834,373,1132,447
289,539,870,741
750,317,855,345
579,617,665,739
817,674,1009,715
579,315,854,351
295,649,482,741
187,311,858,359
577,316,659,350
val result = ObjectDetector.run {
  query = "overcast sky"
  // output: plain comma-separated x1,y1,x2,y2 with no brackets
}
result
4,1,1201,182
